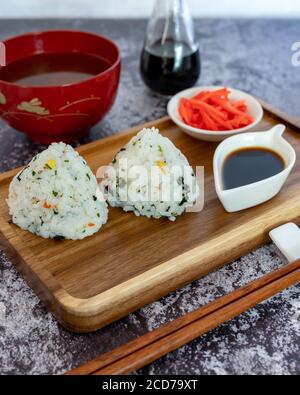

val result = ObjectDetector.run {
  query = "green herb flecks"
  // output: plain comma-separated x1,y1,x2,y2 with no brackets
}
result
179,197,188,206
17,166,28,182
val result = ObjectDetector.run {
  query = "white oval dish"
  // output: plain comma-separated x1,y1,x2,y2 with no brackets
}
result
213,124,296,212
167,86,264,142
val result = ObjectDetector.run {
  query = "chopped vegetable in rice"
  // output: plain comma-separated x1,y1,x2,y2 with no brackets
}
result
101,127,199,221
7,142,108,240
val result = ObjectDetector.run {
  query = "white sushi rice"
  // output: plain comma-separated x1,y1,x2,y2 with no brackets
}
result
101,127,199,221
7,142,108,240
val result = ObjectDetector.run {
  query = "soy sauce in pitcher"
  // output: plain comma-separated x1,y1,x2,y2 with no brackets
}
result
141,40,200,96
140,0,200,96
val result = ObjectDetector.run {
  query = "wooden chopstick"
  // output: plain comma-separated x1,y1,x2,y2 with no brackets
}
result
67,258,300,375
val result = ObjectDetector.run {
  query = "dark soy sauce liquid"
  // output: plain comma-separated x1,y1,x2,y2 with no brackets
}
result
0,52,112,86
140,40,200,95
223,147,285,190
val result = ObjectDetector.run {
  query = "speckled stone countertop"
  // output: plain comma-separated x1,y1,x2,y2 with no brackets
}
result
0,19,300,375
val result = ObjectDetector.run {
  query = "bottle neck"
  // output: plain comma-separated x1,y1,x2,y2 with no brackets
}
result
153,0,185,17
146,0,197,51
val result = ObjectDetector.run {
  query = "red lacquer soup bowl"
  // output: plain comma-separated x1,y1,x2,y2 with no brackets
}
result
0,30,121,143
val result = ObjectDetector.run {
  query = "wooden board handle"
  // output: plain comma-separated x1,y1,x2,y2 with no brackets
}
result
258,99,300,129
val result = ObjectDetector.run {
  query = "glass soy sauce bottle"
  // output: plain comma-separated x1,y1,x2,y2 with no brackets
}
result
140,0,200,96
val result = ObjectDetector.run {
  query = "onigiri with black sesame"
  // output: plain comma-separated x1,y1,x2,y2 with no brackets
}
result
101,127,199,221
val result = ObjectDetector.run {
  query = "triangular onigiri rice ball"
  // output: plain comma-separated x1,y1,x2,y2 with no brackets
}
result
7,143,108,240
101,127,199,221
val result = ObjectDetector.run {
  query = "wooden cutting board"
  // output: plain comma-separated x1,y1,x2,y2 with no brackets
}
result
0,103,299,333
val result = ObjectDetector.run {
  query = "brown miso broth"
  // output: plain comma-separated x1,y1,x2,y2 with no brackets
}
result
0,52,112,86
223,147,285,190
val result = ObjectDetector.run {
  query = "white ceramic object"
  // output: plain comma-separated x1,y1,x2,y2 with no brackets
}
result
270,223,300,262
213,124,296,213
167,86,264,142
